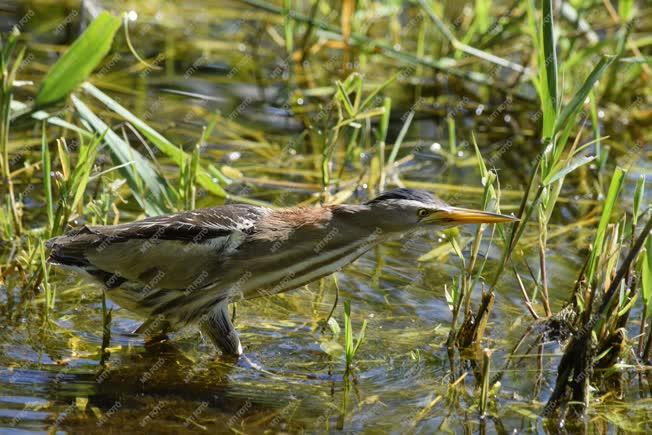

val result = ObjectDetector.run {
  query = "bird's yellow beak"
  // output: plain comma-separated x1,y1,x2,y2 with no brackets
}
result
423,207,518,225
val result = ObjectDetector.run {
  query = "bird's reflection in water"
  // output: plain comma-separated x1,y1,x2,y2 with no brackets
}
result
52,338,329,432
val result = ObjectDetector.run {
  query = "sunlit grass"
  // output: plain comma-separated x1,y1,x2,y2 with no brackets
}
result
343,299,367,373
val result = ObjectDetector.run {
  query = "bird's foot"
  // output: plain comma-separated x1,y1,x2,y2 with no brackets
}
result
143,332,169,346
236,353,267,372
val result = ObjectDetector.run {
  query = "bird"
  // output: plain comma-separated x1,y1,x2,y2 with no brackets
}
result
46,188,516,357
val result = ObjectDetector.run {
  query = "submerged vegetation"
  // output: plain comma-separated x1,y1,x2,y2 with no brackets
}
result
0,0,650,432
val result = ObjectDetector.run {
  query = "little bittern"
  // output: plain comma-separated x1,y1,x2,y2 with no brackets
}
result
47,188,515,356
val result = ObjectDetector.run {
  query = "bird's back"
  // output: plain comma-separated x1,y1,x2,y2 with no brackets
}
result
46,205,269,322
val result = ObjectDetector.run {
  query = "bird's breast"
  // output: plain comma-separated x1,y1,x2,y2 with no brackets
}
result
224,227,387,300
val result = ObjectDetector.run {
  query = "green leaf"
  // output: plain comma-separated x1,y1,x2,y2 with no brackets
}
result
541,0,558,112
378,97,392,144
643,237,651,313
70,133,103,212
553,56,614,137
72,95,171,216
38,240,54,313
36,12,121,106
386,110,414,168
586,167,626,285
360,70,399,111
335,80,355,117
10,100,93,137
471,132,488,178
535,0,557,140
81,83,226,198
352,319,367,356
619,0,634,21
41,124,53,235
344,300,353,363
542,154,596,186
342,299,366,367
447,232,465,264
633,175,645,226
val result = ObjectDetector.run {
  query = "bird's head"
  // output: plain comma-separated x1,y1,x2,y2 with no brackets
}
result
364,188,517,233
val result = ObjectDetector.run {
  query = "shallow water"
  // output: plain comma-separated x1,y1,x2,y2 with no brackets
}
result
1,1,651,433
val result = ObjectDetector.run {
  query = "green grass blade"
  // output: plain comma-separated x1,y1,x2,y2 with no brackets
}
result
360,71,399,111
643,236,651,314
72,95,171,215
344,300,353,366
81,83,226,198
10,100,94,137
56,139,70,180
542,154,596,186
589,91,602,167
447,115,456,157
38,240,53,314
386,110,414,169
41,124,53,235
471,132,488,179
586,167,626,285
81,82,184,160
70,133,104,212
633,175,645,226
185,142,200,210
542,0,558,113
377,97,391,190
553,56,614,137
538,1,557,140
335,80,355,117
36,12,121,106
352,319,367,356
619,0,634,22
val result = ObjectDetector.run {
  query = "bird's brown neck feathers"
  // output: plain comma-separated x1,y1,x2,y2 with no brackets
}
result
249,206,335,242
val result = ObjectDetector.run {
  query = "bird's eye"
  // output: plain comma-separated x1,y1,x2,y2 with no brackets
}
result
417,209,429,218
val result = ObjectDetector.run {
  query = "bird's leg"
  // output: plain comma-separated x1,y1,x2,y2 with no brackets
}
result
144,326,171,346
200,301,243,357
133,316,172,345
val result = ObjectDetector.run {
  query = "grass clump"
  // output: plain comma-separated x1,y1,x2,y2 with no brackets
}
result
343,299,367,373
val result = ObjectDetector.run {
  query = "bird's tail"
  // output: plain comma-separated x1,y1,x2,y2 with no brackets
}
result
45,226,126,288
45,226,98,268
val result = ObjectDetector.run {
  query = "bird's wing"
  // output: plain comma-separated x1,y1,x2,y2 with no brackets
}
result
47,204,268,290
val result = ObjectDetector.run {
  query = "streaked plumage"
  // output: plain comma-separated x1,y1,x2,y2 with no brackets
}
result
46,188,516,356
